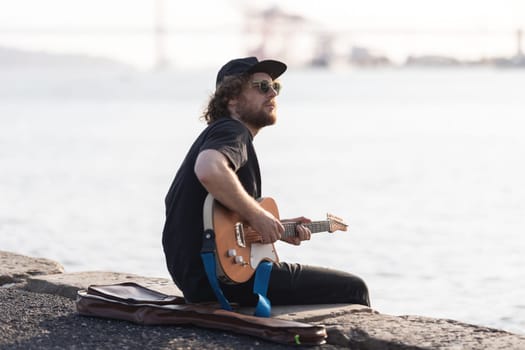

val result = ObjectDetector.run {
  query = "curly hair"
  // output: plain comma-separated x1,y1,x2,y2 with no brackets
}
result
201,74,250,124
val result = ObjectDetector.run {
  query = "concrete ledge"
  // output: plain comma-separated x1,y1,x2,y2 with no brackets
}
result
238,303,376,323
25,271,182,299
3,250,525,349
0,250,64,285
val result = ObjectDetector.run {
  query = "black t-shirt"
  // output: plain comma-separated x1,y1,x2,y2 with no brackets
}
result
162,118,261,302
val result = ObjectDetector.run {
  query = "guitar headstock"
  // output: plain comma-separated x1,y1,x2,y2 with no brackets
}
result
326,213,348,232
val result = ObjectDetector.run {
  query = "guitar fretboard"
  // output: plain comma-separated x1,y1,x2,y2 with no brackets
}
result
282,221,331,238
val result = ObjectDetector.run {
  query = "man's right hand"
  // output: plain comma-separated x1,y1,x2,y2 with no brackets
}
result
248,208,284,244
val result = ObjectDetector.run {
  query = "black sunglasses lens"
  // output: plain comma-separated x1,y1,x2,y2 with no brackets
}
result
272,82,281,94
259,80,270,93
253,80,281,94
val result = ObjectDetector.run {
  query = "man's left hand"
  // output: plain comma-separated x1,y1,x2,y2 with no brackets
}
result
280,216,312,245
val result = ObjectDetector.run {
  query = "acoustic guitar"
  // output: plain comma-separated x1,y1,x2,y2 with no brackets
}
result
203,194,348,284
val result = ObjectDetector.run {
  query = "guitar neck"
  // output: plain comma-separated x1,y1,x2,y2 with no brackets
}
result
282,221,330,238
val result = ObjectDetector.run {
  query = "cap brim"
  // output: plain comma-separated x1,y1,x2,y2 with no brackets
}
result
247,59,287,80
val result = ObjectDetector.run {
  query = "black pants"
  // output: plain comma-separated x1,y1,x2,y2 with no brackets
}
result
220,262,370,307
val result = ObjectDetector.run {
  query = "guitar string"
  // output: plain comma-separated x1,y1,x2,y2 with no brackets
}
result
282,221,331,238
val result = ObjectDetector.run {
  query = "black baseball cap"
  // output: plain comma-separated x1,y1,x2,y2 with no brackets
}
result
215,57,287,87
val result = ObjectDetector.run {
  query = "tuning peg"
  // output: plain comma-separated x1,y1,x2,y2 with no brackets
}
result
227,249,237,257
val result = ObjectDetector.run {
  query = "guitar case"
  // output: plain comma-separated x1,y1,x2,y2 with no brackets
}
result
75,282,327,346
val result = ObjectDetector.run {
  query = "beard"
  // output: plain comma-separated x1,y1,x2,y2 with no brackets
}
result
236,96,277,129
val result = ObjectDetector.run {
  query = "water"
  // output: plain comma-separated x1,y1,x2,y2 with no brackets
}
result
1,67,524,335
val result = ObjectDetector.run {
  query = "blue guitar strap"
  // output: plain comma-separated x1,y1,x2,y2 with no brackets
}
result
201,229,233,311
200,229,273,317
253,261,273,317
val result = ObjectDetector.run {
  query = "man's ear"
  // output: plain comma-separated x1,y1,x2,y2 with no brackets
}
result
227,98,238,114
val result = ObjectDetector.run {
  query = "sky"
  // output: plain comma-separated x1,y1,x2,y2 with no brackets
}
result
1,0,525,69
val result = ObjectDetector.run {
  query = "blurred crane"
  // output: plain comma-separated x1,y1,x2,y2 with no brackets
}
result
516,29,523,57
154,0,169,70
231,2,313,63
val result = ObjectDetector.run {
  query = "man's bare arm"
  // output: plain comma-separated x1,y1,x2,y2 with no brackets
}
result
194,149,284,243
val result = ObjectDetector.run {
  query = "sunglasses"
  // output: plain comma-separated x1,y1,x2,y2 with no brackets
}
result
251,80,282,95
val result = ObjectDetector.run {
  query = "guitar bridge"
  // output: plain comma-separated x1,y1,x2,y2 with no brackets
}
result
235,222,246,248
